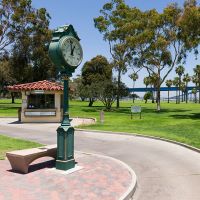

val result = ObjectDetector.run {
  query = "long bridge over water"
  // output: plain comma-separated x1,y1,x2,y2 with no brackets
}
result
128,86,196,92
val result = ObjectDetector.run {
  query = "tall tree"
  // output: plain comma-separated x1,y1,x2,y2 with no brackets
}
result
192,88,197,103
0,53,14,96
81,55,112,107
0,0,32,52
0,0,52,54
98,79,128,110
165,79,173,103
183,73,191,103
175,65,185,104
181,0,200,52
184,0,197,7
94,0,200,110
124,3,200,111
9,5,54,84
94,0,131,108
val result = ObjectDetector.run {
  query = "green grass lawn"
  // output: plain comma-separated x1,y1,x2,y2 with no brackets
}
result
70,100,200,149
0,99,21,117
0,134,42,160
1,98,200,149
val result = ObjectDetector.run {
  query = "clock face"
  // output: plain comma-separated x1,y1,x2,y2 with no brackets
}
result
61,36,83,67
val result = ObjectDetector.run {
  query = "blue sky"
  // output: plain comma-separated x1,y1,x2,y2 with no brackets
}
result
32,0,199,89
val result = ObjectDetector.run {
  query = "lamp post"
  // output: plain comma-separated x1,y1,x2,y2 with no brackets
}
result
56,75,75,170
48,25,83,170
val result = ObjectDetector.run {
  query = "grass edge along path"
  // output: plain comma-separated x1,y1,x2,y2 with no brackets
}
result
71,101,200,149
1,99,200,149
0,134,43,160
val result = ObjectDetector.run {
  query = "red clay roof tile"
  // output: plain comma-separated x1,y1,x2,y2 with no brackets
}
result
7,80,63,91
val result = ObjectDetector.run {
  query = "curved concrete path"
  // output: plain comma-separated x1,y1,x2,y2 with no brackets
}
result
1,119,200,200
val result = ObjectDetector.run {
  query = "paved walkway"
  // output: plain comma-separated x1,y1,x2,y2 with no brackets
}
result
1,118,200,200
0,118,136,200
0,117,95,128
0,151,135,200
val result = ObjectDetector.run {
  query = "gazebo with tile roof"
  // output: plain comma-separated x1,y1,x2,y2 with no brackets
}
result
7,80,64,123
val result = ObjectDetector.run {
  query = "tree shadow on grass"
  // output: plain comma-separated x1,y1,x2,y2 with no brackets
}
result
143,108,191,113
81,105,105,113
73,103,192,115
112,107,192,115
170,113,200,120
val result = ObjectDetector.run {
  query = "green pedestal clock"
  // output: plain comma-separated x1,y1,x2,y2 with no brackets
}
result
48,25,83,170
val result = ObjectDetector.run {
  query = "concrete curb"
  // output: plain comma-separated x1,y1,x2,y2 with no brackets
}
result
73,117,97,122
75,150,137,200
75,128,200,154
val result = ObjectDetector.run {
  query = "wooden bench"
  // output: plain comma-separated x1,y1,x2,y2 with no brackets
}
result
6,144,57,174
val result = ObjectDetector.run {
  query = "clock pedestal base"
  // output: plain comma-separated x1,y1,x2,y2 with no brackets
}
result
56,125,75,171
56,159,75,171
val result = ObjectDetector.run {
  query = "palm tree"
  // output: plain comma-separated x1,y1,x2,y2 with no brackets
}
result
192,88,197,103
173,77,179,104
175,65,185,103
183,73,191,103
144,76,155,103
193,65,200,103
165,79,173,103
129,72,139,103
192,75,198,103
143,77,150,89
180,82,186,102
150,73,160,107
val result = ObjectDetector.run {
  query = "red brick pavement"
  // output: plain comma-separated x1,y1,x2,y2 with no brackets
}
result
0,152,133,200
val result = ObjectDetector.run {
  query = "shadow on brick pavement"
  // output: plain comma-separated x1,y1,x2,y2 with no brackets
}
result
0,151,136,200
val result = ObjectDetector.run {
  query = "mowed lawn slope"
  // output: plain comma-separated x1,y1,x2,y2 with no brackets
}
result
0,99,21,117
1,99,200,148
71,100,200,148
0,135,42,160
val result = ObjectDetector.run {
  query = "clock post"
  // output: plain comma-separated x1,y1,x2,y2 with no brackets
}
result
48,25,83,171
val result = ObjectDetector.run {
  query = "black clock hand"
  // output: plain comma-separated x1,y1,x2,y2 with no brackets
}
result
70,40,73,55
71,46,75,56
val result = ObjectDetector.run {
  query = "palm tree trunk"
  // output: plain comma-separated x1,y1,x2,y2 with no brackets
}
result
178,76,181,104
168,89,169,103
152,91,155,103
132,81,135,103
151,86,154,103
199,83,200,103
157,90,161,111
156,85,161,111
182,91,184,102
186,85,188,103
